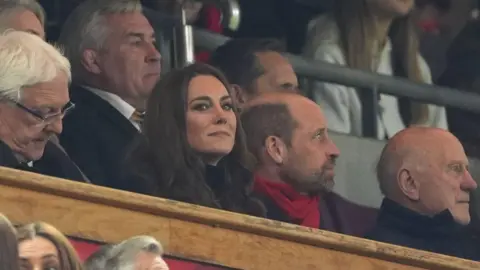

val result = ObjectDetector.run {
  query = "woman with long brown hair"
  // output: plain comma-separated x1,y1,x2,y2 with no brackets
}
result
0,214,19,270
303,0,447,139
17,222,83,270
124,63,264,216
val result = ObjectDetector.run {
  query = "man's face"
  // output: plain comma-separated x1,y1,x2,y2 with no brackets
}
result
6,9,45,39
254,52,298,94
280,100,340,194
412,133,478,225
135,251,169,270
93,12,161,107
0,74,70,161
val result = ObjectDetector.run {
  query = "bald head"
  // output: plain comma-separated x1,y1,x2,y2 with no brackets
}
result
377,127,477,224
242,92,340,193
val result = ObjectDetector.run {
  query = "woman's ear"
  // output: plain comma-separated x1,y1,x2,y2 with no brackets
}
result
264,136,288,165
81,49,101,75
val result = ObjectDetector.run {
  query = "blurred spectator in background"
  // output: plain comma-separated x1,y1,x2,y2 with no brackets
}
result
0,31,86,182
0,214,19,270
85,236,169,270
367,127,479,260
241,92,377,236
0,0,45,39
210,38,298,108
58,0,161,187
18,222,83,270
415,0,478,81
125,63,265,216
439,21,480,158
303,0,447,139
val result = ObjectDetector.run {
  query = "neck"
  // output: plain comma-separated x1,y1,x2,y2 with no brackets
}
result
254,166,285,184
372,14,394,50
201,153,225,166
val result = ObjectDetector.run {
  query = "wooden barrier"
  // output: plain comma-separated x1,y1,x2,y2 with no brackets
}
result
0,167,478,270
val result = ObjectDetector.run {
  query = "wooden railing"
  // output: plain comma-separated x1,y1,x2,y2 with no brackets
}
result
0,167,478,270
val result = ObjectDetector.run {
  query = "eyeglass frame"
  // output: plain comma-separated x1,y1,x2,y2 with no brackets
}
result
12,100,76,126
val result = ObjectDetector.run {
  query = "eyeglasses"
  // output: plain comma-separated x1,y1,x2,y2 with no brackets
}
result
13,101,76,126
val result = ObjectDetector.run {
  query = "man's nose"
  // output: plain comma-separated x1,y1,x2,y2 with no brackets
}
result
44,117,63,135
462,171,478,191
146,43,161,63
327,138,340,158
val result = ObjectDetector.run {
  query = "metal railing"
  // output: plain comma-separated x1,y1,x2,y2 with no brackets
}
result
193,28,480,114
193,28,480,137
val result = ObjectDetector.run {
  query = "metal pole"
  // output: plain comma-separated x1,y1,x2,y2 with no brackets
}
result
173,6,195,68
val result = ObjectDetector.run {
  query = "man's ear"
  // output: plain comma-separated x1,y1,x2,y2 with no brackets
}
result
398,168,420,201
81,49,102,75
231,84,247,105
264,136,288,165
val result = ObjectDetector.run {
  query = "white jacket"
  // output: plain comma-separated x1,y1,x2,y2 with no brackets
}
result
303,15,448,139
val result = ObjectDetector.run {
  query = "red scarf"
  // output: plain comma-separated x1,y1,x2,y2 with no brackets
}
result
254,176,320,228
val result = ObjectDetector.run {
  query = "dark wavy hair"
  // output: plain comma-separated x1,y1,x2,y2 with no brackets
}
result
127,63,264,216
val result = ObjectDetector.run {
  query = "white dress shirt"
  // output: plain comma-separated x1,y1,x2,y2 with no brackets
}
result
303,15,448,139
84,86,141,131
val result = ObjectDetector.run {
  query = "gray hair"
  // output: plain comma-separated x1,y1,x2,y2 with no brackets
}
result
85,235,167,270
58,0,142,80
0,30,71,101
0,0,46,27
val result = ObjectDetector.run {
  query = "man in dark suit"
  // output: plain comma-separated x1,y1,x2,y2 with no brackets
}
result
0,31,85,182
57,0,161,187
366,127,479,260
240,92,377,237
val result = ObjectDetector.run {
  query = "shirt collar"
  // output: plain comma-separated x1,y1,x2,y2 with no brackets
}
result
83,86,136,120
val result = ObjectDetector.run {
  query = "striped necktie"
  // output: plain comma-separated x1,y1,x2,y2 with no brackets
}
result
130,110,145,125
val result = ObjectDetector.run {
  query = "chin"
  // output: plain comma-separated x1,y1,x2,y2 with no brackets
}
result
23,149,45,161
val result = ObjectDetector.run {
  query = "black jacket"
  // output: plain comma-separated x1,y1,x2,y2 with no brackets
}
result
255,190,378,237
366,198,479,261
0,139,85,182
60,85,140,188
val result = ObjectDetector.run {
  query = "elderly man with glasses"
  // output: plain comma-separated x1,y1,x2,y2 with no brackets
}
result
0,30,86,182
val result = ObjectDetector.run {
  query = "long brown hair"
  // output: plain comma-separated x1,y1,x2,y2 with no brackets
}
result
0,214,18,270
127,63,264,216
334,0,430,125
17,222,84,270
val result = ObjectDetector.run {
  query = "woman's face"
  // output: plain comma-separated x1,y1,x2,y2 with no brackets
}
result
19,236,60,270
368,0,415,17
185,75,236,165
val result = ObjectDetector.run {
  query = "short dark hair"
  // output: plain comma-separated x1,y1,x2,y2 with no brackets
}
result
209,38,285,95
240,103,297,161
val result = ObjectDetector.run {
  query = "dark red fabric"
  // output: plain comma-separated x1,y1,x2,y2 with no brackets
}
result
195,5,222,63
254,175,320,228
69,239,100,261
419,20,440,33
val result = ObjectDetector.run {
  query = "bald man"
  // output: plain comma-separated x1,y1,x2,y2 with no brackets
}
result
367,127,479,260
241,92,378,236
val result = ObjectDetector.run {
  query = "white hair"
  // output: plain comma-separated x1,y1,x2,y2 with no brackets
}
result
85,235,167,270
58,0,142,80
0,30,71,101
0,0,46,27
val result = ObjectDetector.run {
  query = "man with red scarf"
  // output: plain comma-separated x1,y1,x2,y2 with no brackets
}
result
240,92,377,236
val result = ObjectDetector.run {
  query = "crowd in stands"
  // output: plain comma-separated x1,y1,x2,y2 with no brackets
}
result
0,213,170,269
0,0,479,268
